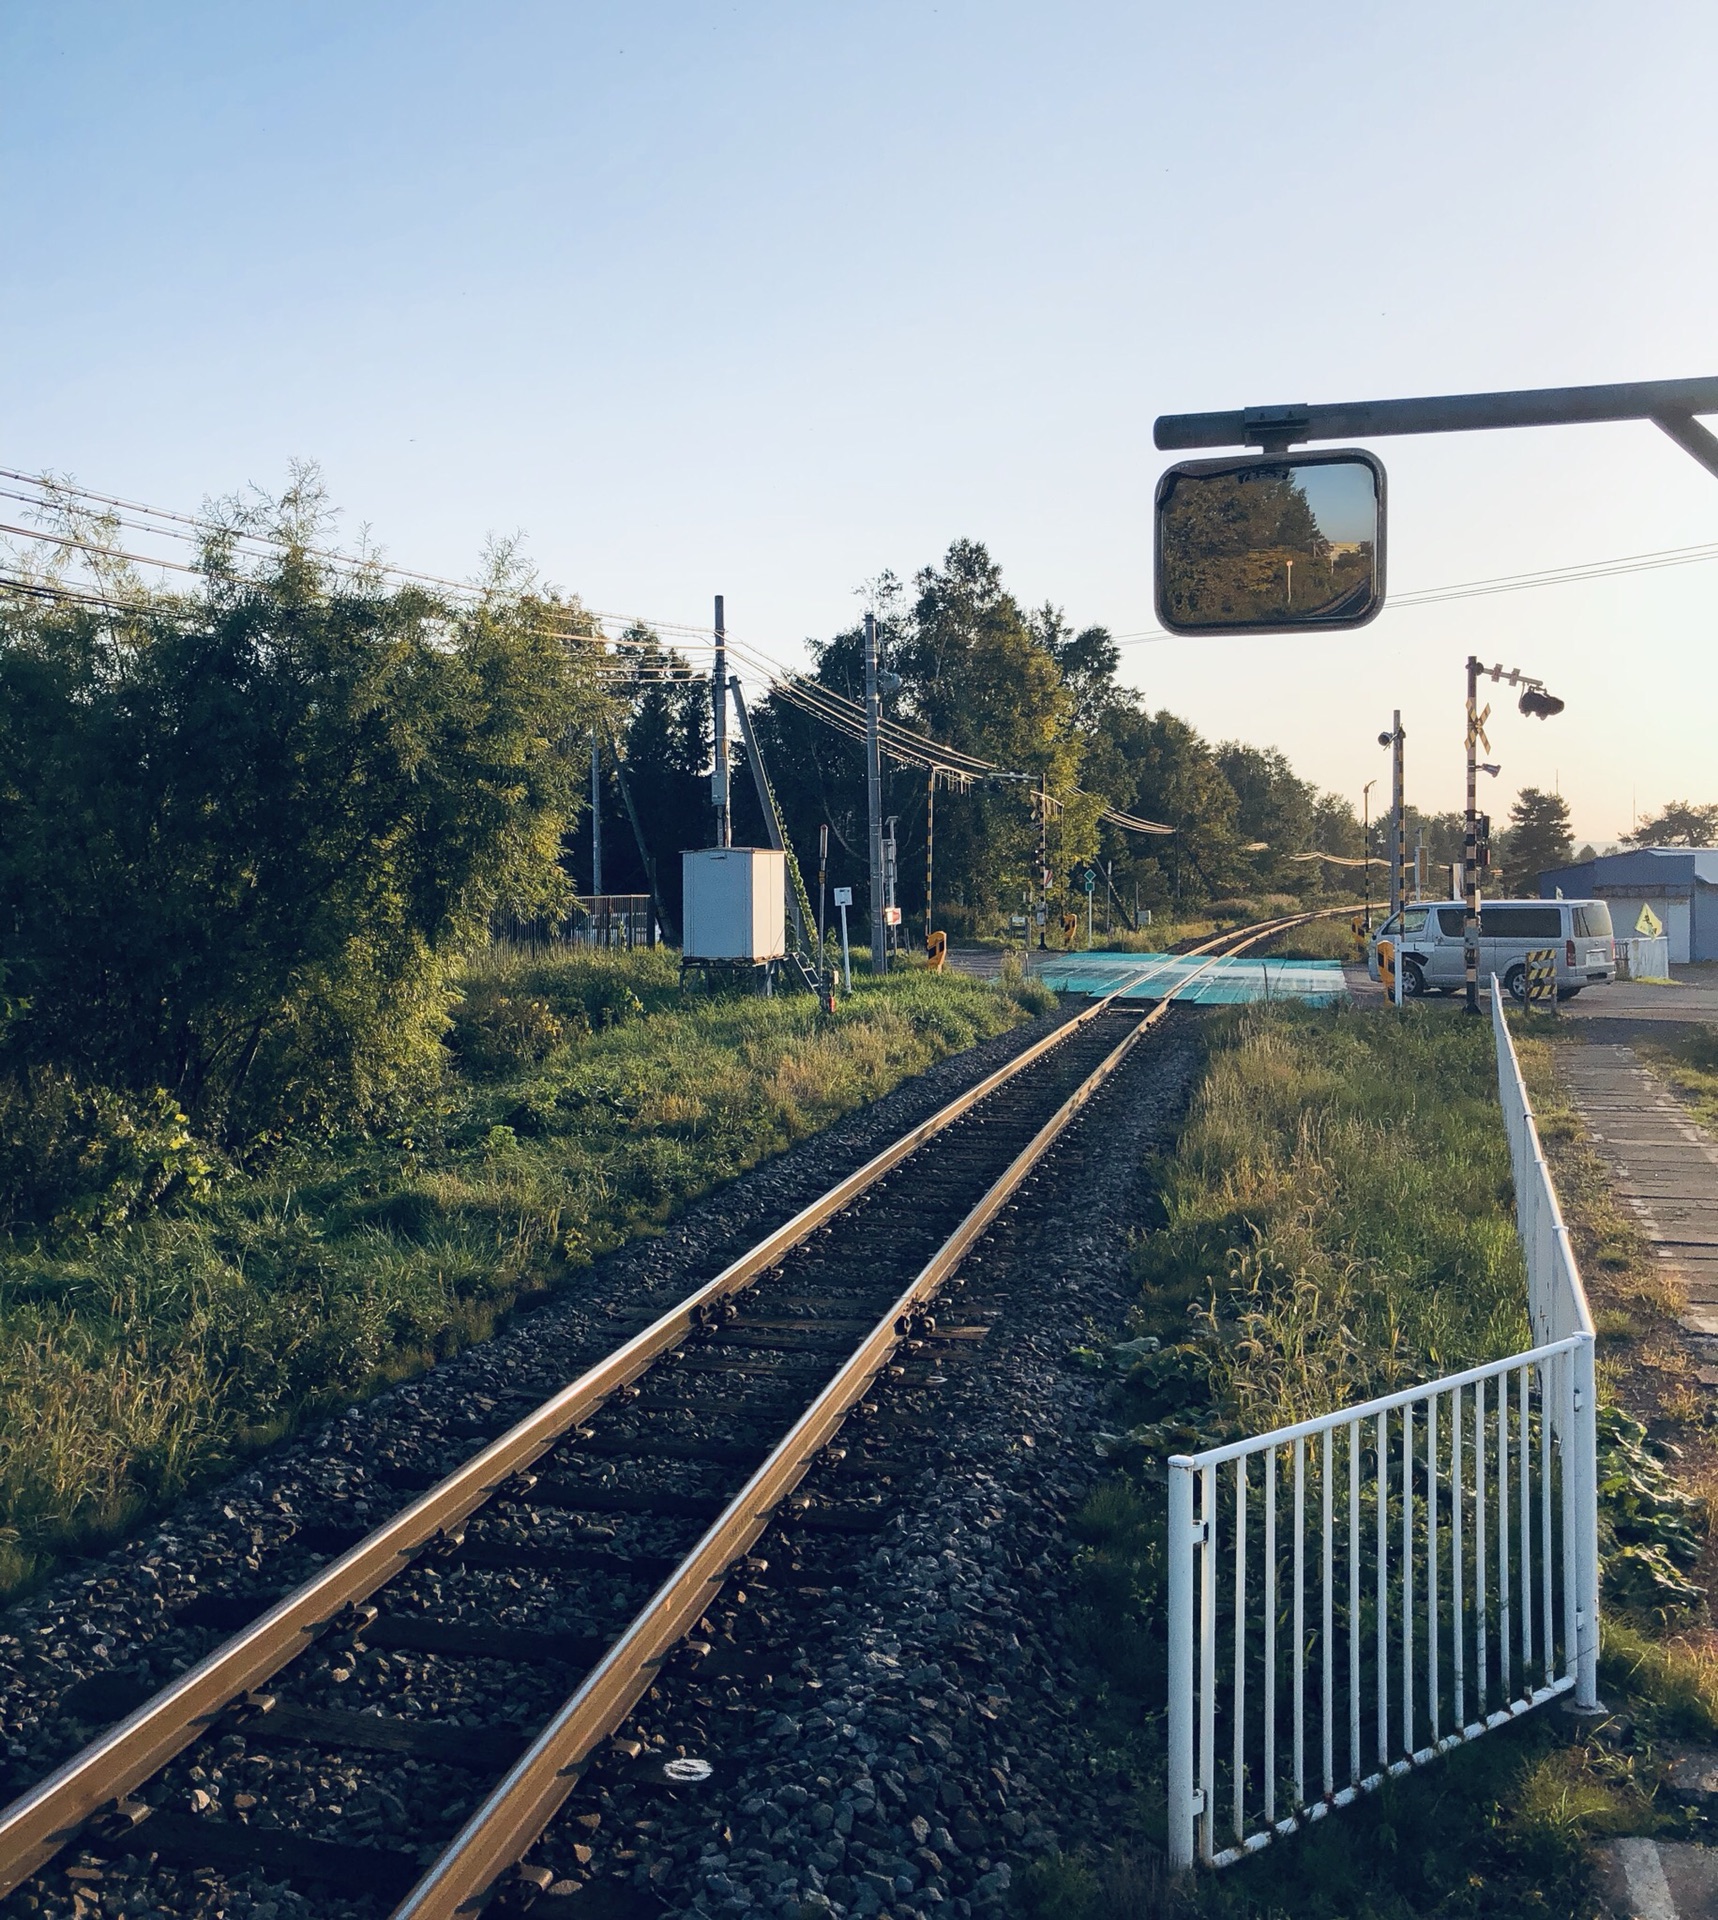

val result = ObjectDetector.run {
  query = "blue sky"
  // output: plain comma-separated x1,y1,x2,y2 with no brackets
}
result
4,1,1715,844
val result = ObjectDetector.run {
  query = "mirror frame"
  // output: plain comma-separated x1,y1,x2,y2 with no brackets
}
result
1154,447,1388,635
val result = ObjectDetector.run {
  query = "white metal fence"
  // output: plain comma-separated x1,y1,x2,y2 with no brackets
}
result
1166,979,1599,1871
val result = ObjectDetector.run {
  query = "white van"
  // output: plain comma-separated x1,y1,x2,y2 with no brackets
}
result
1366,899,1616,999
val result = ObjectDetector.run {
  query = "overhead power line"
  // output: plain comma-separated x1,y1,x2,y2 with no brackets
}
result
1112,533,1718,644
1,466,1179,832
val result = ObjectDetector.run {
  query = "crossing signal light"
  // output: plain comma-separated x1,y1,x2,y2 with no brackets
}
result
1475,813,1492,869
1518,686,1565,719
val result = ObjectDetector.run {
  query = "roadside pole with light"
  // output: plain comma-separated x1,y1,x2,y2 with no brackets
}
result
1463,657,1565,1014
1378,714,1405,919
1362,778,1376,929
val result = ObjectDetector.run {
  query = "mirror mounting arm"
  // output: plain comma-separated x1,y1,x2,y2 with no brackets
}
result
1159,375,1718,480
1243,405,1313,453
1653,411,1718,481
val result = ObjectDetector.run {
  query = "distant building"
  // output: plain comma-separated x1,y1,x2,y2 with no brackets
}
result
1537,847,1718,964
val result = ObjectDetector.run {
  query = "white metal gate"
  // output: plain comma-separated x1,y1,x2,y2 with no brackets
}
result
1166,980,1599,1871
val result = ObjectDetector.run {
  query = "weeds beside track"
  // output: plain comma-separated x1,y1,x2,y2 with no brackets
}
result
0,950,1042,1599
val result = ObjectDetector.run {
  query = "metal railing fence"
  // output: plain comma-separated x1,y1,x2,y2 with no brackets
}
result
1491,981,1595,1356
1167,978,1599,1872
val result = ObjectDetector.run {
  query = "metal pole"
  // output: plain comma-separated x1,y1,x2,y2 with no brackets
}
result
1465,656,1481,1015
864,613,886,975
1167,1457,1196,1873
1573,1334,1601,1709
882,816,898,966
1389,712,1404,922
1362,780,1374,928
589,727,603,898
837,898,852,993
925,770,934,952
817,823,829,985
713,595,730,849
1037,774,1048,956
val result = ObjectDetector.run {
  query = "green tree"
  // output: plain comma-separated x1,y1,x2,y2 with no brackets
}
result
759,542,1088,934
1624,800,1718,848
0,484,597,1146
1094,707,1241,908
1215,742,1317,892
1502,787,1574,895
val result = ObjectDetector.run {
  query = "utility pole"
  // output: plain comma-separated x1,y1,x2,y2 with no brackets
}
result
589,727,603,897
1362,779,1376,929
712,595,730,849
1036,774,1049,957
1464,656,1482,1014
863,612,886,974
817,823,829,989
924,769,935,952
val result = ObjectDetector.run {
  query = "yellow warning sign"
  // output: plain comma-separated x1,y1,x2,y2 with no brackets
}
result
1635,902,1664,938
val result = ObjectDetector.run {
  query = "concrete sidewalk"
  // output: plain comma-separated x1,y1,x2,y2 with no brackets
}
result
1558,1042,1718,1337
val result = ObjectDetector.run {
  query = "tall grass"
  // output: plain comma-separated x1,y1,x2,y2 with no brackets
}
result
1132,1001,1528,1434
0,946,1037,1596
1051,1003,1702,1916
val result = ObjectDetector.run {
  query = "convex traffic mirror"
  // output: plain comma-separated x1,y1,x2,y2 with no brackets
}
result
1155,449,1386,633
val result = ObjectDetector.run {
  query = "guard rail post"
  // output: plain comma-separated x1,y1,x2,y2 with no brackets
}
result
1167,1455,1197,1872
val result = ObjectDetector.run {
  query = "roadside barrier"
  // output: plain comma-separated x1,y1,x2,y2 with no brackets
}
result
1166,979,1598,1871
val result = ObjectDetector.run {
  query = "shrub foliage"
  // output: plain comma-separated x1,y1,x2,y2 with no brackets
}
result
0,479,598,1156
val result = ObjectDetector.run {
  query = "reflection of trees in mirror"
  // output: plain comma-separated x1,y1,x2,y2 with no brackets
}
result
1160,464,1375,627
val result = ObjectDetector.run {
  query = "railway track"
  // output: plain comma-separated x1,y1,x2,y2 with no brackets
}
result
0,913,1334,1920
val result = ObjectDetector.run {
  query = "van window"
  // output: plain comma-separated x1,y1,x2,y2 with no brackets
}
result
1436,907,1465,936
1399,907,1429,935
1480,905,1563,939
1573,903,1613,939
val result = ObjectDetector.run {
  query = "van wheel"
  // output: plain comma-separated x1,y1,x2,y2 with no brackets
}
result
1402,960,1427,997
1504,964,1527,1003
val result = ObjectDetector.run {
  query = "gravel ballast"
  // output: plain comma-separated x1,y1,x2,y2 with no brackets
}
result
0,998,1202,1919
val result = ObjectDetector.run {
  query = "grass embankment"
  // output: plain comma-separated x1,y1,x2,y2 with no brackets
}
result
0,947,1045,1599
1255,912,1364,964
1018,1002,1717,1920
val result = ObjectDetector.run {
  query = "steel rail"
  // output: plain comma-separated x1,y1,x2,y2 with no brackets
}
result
390,961,1223,1917
0,910,1314,1901
0,947,1212,1895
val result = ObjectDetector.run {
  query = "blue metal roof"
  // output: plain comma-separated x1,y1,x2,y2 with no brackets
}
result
1034,951,1347,1005
1539,847,1718,897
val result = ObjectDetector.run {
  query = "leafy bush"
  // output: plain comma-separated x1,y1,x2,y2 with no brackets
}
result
0,477,600,1147
0,1070,216,1233
449,984,575,1078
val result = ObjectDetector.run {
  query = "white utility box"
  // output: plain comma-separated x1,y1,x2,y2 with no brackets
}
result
682,848,787,961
